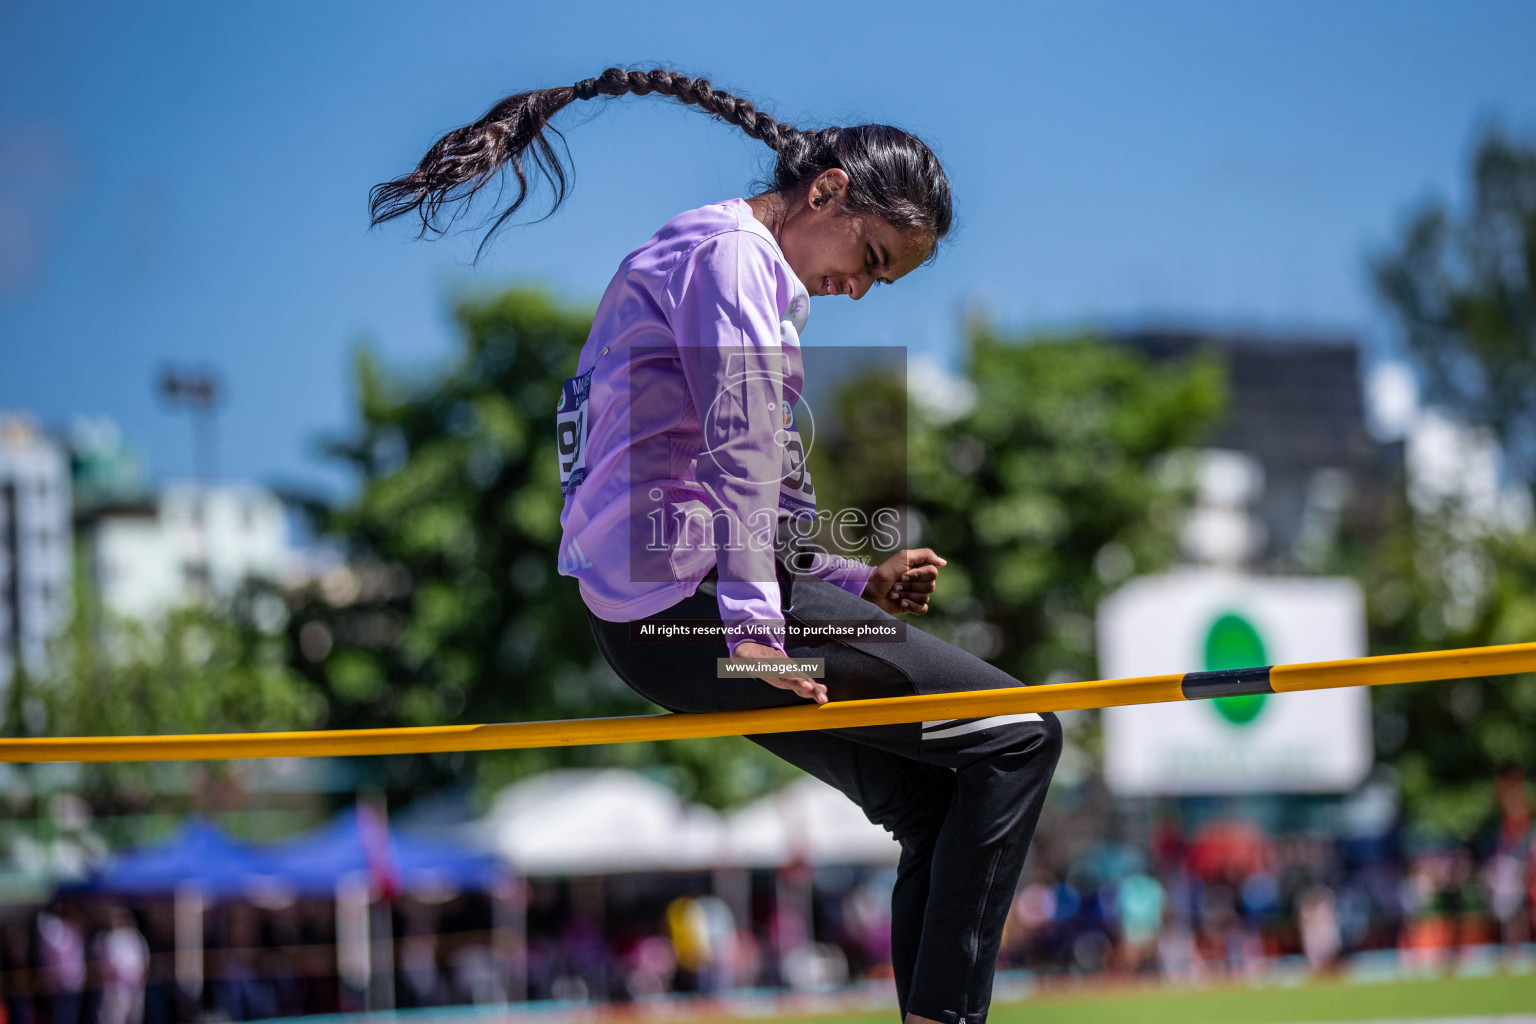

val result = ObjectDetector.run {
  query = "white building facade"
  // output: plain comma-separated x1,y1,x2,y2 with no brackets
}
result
0,415,73,704
82,483,290,622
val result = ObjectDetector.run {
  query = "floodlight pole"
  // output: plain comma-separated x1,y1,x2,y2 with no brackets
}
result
156,368,224,599
157,368,223,483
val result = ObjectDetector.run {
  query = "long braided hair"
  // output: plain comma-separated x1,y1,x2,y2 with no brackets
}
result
369,67,953,264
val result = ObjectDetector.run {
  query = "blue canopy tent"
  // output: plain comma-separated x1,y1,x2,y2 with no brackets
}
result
259,805,505,896
71,806,504,898
256,805,511,1011
68,806,510,1013
68,816,273,897
63,817,277,1005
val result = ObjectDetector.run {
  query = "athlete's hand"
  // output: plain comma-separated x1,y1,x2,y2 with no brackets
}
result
732,641,828,704
863,548,947,616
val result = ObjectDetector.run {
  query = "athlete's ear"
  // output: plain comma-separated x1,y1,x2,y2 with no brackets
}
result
810,168,850,209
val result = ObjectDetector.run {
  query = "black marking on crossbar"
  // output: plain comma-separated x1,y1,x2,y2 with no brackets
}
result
1181,666,1274,700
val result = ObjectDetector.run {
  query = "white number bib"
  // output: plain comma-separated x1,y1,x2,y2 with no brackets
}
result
778,398,816,521
557,366,593,496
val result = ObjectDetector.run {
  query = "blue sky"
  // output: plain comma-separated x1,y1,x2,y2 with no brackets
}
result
2,1,1533,497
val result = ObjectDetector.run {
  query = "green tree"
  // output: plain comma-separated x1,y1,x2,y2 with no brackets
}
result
1356,500,1536,839
1367,124,1536,839
22,556,322,827
290,288,599,731
1373,126,1536,492
814,324,1226,692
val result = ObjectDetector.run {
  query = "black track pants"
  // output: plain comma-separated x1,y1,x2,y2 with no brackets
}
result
585,557,1062,1024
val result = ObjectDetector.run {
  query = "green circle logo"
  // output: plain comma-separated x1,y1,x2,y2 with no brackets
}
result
1205,612,1268,725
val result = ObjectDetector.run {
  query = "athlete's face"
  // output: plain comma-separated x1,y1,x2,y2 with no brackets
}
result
778,170,932,300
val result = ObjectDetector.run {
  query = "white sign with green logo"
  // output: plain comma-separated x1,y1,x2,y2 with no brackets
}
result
1098,569,1372,795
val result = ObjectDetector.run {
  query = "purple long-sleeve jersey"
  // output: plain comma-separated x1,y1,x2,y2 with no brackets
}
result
556,198,877,655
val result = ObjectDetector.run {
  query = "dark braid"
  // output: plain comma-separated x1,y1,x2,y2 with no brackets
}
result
582,68,799,151
369,67,951,263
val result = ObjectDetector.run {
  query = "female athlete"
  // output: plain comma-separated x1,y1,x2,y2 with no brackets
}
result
370,66,1061,1024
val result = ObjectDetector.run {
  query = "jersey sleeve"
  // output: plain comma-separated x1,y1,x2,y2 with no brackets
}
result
666,230,792,657
777,520,878,598
802,550,878,598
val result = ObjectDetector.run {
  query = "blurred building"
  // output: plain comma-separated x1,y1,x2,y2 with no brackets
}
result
1115,330,1404,571
77,483,290,621
68,415,148,512
62,414,293,621
0,414,72,706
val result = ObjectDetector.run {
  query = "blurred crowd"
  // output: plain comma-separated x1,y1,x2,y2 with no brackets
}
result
2,767,1532,1023
1000,764,1536,980
1,894,513,1024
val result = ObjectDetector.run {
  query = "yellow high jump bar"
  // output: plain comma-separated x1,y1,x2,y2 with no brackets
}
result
2,641,1533,764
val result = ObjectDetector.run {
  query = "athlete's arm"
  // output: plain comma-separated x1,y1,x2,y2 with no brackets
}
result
667,229,794,659
794,547,879,598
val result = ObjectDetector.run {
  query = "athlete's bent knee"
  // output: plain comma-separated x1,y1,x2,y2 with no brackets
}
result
1037,710,1065,764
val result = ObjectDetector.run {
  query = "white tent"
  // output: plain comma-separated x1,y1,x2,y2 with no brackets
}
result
470,769,728,876
723,775,900,867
